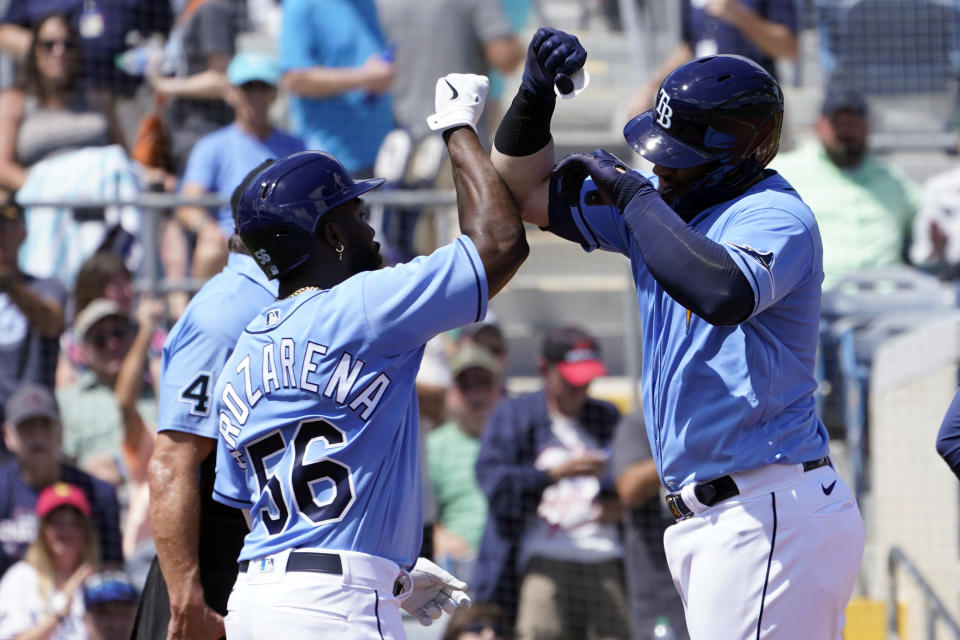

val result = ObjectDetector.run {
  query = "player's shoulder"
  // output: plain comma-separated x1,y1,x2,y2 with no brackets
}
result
242,289,327,336
177,261,274,335
731,170,817,225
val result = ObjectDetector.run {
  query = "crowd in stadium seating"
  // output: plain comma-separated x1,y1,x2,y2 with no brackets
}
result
0,0,959,639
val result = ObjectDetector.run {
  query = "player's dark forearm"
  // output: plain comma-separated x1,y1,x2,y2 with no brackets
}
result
444,126,528,297
621,182,754,325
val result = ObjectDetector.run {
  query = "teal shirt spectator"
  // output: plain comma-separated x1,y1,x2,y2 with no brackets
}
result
180,123,305,237
427,421,488,551
280,0,394,172
772,142,920,289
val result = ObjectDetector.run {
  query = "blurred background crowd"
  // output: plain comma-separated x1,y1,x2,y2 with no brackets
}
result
1,0,960,638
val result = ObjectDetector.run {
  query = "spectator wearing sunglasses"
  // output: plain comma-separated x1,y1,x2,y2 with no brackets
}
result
56,297,157,485
0,13,123,192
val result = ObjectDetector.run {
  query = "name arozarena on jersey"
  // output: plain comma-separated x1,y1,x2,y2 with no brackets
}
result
217,339,392,469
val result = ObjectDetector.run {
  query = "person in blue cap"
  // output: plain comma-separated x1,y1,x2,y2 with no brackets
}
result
176,51,305,280
83,570,140,640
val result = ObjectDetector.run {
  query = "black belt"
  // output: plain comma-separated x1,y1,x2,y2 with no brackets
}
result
238,551,404,596
665,457,832,522
239,551,343,575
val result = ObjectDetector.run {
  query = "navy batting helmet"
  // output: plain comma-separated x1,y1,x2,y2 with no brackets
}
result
623,55,783,210
236,151,385,279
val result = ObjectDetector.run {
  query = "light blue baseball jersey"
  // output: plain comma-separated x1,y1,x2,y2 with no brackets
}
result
556,171,830,490
158,253,278,436
212,237,488,567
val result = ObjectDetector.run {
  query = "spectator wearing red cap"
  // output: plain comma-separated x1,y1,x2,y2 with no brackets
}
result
0,481,97,639
0,383,123,578
472,326,630,638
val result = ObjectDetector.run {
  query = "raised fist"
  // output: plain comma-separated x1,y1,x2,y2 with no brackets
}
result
521,28,588,100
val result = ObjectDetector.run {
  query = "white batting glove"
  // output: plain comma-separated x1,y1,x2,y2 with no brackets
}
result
426,73,490,133
398,557,471,626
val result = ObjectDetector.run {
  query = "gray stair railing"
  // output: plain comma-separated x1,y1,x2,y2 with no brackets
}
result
887,546,960,640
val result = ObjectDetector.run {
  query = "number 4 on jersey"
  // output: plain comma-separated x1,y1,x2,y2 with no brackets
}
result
179,372,212,416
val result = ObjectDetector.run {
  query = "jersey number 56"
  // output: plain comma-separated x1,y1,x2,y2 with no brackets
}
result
245,418,356,535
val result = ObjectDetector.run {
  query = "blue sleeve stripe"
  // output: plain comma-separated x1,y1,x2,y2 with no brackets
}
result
546,174,595,249
574,200,602,249
456,237,484,323
213,489,253,509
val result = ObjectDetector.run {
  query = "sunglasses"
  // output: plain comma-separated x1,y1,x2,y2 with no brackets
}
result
38,38,77,53
86,324,132,348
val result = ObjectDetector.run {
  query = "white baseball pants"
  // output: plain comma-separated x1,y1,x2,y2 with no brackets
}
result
224,548,407,639
664,462,865,640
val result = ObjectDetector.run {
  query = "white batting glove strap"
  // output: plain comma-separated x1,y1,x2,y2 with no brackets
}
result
426,73,490,133
399,557,472,626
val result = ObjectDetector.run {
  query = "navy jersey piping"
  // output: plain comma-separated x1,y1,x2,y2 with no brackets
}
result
756,492,778,639
456,237,484,322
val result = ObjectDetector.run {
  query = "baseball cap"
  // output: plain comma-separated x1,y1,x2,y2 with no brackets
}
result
821,89,868,117
83,571,139,608
449,343,501,379
541,326,607,386
73,298,127,342
5,383,59,428
35,482,92,519
227,51,280,87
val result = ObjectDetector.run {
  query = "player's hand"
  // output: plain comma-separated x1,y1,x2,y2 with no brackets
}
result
426,73,490,133
167,595,225,640
548,451,608,482
521,27,587,100
399,557,471,626
553,150,649,211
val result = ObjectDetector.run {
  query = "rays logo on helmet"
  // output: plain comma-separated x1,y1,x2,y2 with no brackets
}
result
656,89,673,128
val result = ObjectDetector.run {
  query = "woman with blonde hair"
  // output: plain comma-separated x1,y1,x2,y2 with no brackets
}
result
0,482,98,639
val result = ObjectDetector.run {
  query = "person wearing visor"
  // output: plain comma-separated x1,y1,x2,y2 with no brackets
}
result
473,326,629,638
489,28,864,640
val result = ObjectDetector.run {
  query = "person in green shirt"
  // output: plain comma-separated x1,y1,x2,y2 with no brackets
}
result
772,90,920,289
427,342,504,584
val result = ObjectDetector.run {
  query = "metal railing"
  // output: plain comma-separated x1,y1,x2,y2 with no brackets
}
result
887,546,960,639
17,189,459,294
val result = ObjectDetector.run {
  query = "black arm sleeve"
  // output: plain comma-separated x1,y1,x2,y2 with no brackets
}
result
620,181,755,326
936,388,960,482
493,89,556,157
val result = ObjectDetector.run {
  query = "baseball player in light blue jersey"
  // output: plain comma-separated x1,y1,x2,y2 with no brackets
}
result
212,73,529,639
135,163,280,640
490,28,864,640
